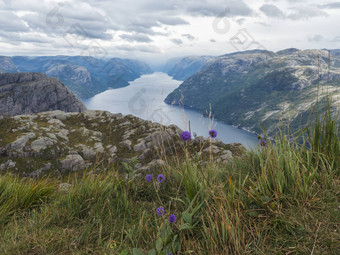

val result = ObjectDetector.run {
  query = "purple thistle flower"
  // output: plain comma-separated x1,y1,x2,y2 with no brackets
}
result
209,129,217,138
260,139,267,147
157,174,165,183
181,131,191,141
169,214,176,223
145,174,153,182
157,207,165,216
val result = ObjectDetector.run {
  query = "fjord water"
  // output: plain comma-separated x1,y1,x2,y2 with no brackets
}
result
83,72,258,148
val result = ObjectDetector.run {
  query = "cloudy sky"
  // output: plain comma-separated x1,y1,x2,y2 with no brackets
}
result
0,0,339,65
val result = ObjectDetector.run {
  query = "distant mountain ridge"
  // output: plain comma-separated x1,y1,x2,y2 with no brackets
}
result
0,72,86,117
0,57,18,73
164,56,215,80
0,56,152,99
165,49,340,136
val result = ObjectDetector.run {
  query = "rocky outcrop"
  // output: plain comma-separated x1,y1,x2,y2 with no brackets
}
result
0,72,86,117
0,110,245,178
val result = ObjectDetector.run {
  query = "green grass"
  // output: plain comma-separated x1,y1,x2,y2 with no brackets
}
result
0,107,339,255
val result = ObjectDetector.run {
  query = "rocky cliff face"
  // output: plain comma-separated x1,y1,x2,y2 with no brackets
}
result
165,49,340,136
0,110,244,178
0,72,86,117
45,64,93,99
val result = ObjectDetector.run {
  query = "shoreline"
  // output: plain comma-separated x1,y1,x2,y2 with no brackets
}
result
166,102,260,138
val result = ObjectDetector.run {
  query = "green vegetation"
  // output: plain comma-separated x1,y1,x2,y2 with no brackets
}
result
0,105,339,254
165,50,340,136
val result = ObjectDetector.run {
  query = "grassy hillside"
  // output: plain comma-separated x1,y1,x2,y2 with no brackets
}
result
0,105,339,254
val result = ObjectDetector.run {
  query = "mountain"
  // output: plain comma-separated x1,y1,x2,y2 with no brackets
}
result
0,56,152,99
165,49,340,136
0,72,86,117
0,57,18,73
164,56,215,80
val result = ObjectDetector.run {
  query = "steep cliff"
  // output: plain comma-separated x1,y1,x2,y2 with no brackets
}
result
0,72,86,117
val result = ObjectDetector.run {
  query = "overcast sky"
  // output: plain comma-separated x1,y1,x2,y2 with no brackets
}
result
0,0,339,65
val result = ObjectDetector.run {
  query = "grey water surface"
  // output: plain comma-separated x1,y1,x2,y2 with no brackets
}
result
83,72,258,148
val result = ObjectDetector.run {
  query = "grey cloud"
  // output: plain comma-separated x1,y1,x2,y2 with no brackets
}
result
2,1,115,41
182,34,195,41
210,39,216,43
136,0,253,17
116,44,160,53
261,2,329,20
0,0,255,47
120,33,153,43
157,17,189,26
287,6,328,20
236,18,246,25
308,34,324,42
320,2,340,9
332,36,340,42
0,11,29,32
260,4,285,18
185,0,253,17
171,39,183,45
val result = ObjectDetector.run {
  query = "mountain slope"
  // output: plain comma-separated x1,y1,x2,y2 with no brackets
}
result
165,49,340,136
0,72,86,117
165,56,215,80
1,56,152,99
0,57,18,73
